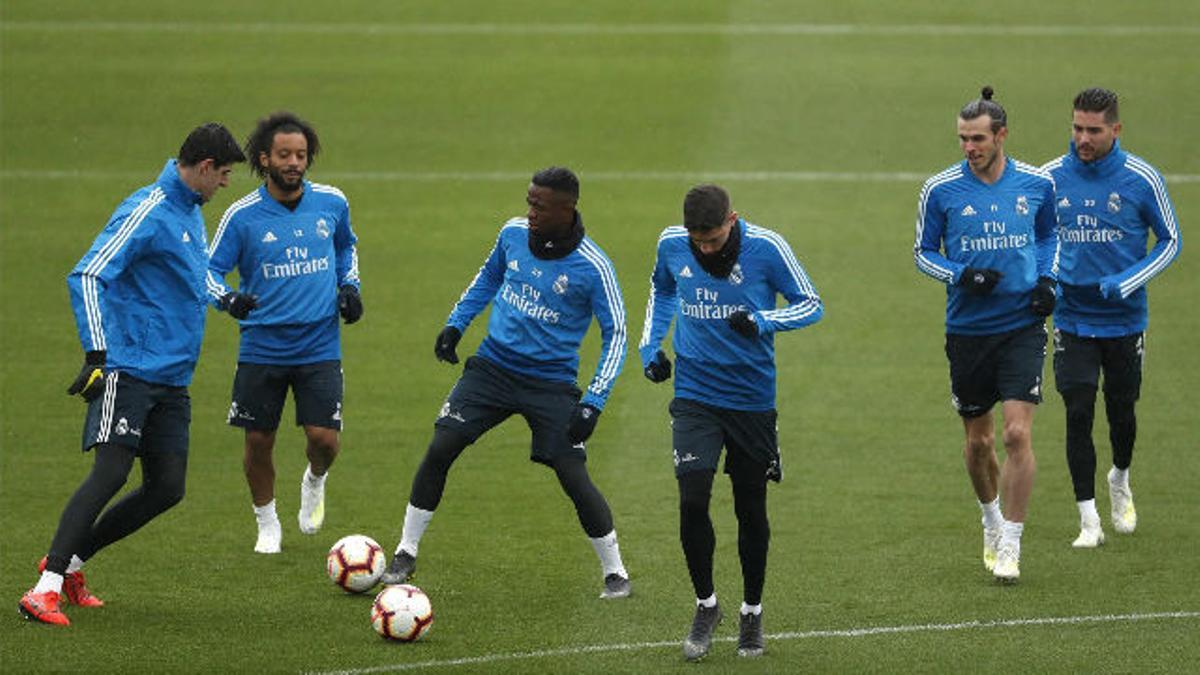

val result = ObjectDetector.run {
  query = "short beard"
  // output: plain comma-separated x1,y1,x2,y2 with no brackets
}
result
268,165,304,193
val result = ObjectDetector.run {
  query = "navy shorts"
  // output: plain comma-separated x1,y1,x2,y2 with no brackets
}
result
227,360,343,431
1053,329,1143,402
945,322,1047,418
434,356,584,466
81,371,190,455
669,397,781,482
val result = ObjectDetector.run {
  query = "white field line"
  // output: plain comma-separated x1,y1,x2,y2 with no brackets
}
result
307,611,1200,674
3,169,1200,184
2,21,1200,37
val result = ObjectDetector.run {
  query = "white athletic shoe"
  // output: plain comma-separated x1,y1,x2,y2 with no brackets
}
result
254,518,282,554
982,526,1002,572
1071,518,1106,548
993,544,1020,583
298,475,325,535
1108,469,1137,534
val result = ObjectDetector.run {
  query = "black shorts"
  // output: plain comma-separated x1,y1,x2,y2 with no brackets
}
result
227,360,343,431
945,322,1047,418
81,371,190,455
669,397,781,482
434,356,585,466
1053,329,1143,401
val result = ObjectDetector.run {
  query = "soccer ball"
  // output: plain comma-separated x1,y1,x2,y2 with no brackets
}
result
371,584,434,642
326,535,385,593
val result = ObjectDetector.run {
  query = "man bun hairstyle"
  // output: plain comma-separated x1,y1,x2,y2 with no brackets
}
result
245,111,321,179
683,183,731,231
959,85,1008,133
531,166,580,200
1074,87,1120,124
178,122,246,168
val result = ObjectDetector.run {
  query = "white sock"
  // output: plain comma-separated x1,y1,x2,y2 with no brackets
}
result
979,497,1003,530
741,602,762,616
1077,499,1100,524
1109,466,1129,488
66,555,85,574
397,503,434,557
1001,520,1024,551
33,571,64,595
697,593,717,608
254,500,279,526
589,530,627,578
304,464,327,488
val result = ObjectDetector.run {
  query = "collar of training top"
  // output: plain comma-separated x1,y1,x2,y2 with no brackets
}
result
689,218,743,278
528,210,585,260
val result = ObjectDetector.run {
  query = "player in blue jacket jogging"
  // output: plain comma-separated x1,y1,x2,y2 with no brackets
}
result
640,184,823,660
1041,88,1181,547
207,112,362,554
380,167,631,600
19,124,245,626
914,87,1059,584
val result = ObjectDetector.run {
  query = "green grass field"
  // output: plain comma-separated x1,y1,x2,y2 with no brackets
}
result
3,1,1199,672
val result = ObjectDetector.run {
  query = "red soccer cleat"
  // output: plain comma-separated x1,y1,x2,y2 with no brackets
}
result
37,556,105,607
18,590,69,626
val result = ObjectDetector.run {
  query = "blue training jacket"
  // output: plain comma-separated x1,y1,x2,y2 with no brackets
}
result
446,218,627,410
914,157,1060,336
1042,140,1181,337
639,219,823,411
67,160,210,387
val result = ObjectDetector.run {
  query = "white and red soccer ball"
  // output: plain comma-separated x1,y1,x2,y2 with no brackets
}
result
372,584,434,641
325,535,385,593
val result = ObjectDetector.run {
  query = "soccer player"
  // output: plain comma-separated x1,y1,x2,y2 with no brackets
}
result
914,87,1059,583
640,184,823,660
1041,88,1180,547
380,167,631,599
18,124,246,626
207,112,362,554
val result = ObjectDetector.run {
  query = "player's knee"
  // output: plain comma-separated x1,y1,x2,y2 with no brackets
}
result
1001,422,1030,451
964,434,993,458
677,472,713,517
424,429,468,472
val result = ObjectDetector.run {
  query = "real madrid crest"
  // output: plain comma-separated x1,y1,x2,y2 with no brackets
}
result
729,263,744,285
553,273,570,294
316,218,330,238
1107,192,1121,213
1015,195,1029,216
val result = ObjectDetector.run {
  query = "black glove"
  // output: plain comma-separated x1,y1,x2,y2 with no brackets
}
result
566,403,601,444
338,285,363,324
434,326,462,364
728,310,759,338
958,267,1003,295
1031,276,1056,317
67,350,106,401
644,350,672,383
219,292,258,320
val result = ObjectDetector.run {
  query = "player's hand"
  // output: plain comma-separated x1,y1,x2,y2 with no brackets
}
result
1099,276,1121,300
958,267,1003,295
219,292,259,320
67,350,106,401
643,350,672,383
338,285,363,324
434,326,462,364
1031,276,1056,317
566,403,601,444
727,310,759,338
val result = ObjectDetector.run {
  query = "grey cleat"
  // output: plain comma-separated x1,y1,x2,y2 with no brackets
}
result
682,603,723,661
380,550,416,585
737,611,764,657
599,573,631,599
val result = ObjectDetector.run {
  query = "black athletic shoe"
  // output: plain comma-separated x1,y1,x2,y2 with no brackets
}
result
380,550,416,585
682,603,723,661
737,611,764,657
600,573,631,599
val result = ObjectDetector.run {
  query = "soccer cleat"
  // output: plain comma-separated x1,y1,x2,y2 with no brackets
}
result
298,476,326,535
18,590,69,626
1108,469,1137,534
37,557,103,607
1071,518,1106,549
982,526,1002,572
993,544,1020,583
254,519,282,554
599,573,631,599
737,611,765,657
381,550,416,586
682,603,723,661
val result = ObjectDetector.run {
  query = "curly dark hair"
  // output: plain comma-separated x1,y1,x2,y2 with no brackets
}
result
244,111,320,178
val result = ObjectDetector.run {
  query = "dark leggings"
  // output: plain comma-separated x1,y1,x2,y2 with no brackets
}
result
678,463,770,606
409,428,613,537
1063,386,1137,501
45,443,187,574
